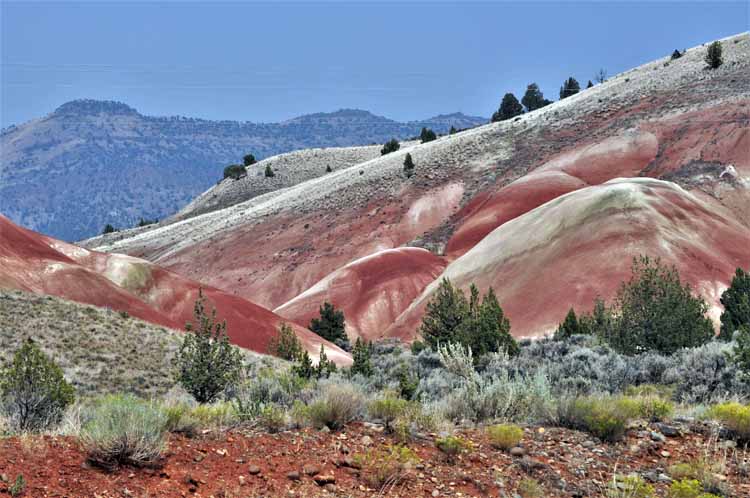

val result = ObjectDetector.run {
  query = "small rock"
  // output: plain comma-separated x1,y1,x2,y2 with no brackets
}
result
361,435,373,446
193,454,205,462
314,473,336,486
287,471,301,481
432,491,440,497
248,465,261,475
324,483,336,492
650,431,666,442
582,440,595,449
238,476,246,486
0,474,7,483
509,447,526,457
215,448,228,457
660,450,671,458
655,423,682,437
657,473,672,483
303,464,320,476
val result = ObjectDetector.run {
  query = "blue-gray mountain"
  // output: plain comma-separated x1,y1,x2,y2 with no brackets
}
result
0,100,485,241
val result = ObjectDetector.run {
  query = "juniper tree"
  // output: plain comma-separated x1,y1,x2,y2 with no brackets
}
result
602,256,714,355
223,164,246,180
449,126,457,135
671,49,683,60
555,308,582,340
403,153,415,178
459,286,518,357
292,350,315,379
705,41,723,69
264,164,275,178
594,68,607,84
269,322,303,360
315,345,337,379
420,127,437,143
420,278,469,349
521,83,547,112
350,337,373,377
0,339,75,432
719,267,750,341
102,224,116,234
175,289,243,403
381,138,400,155
243,153,256,166
491,93,524,122
310,302,350,350
559,77,580,99
325,164,332,173
586,80,594,89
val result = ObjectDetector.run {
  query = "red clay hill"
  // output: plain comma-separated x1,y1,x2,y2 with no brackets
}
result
0,214,350,365
41,33,750,343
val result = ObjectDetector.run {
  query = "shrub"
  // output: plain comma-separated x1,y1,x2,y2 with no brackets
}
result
304,384,364,430
0,339,75,432
355,444,419,491
559,396,631,442
189,402,237,429
435,435,472,463
487,423,523,450
368,393,410,431
667,479,720,498
309,302,349,350
381,138,400,155
80,395,168,469
559,77,580,99
517,478,544,498
602,256,714,355
223,164,246,180
268,323,303,361
606,474,654,498
243,153,256,166
264,164,275,177
707,402,750,442
719,267,750,341
704,41,723,69
9,475,25,497
403,153,415,178
257,404,286,433
668,458,724,493
420,127,436,143
491,93,524,122
175,290,243,404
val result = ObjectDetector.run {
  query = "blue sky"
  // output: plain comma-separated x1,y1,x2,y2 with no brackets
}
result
1,1,747,126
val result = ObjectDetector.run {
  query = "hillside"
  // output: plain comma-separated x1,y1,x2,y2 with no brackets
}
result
88,33,750,343
0,214,350,365
0,103,484,241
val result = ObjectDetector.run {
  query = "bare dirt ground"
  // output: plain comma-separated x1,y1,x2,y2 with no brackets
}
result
1,421,747,497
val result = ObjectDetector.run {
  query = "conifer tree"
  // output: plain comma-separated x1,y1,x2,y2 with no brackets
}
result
269,323,303,361
381,138,400,155
492,93,524,122
420,278,469,348
521,83,547,112
315,345,337,378
719,267,750,340
350,337,373,377
310,302,350,350
555,308,582,340
420,127,437,143
559,77,580,99
705,41,723,69
403,153,415,178
449,126,458,135
671,49,683,60
292,350,315,379
243,153,256,166
175,289,243,403
586,80,594,88
325,164,332,173
265,164,275,177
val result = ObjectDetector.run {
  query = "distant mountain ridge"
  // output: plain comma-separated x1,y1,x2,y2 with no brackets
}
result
0,100,485,240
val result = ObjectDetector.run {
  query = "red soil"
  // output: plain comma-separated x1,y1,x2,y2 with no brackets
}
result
0,215,349,364
274,247,447,342
1,422,747,497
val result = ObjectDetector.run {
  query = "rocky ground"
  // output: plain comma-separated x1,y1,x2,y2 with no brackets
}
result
1,420,747,497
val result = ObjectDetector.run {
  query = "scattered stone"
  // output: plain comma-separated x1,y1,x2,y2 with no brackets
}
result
193,454,205,463
303,464,321,476
509,447,526,457
655,423,682,437
650,431,666,442
287,471,301,481
238,475,246,486
314,473,336,486
660,450,671,458
248,465,261,475
582,440,596,449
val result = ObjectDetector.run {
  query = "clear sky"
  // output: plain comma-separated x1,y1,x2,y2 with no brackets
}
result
1,1,747,127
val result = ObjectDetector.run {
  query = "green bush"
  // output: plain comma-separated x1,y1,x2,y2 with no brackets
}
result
257,404,286,433
304,384,364,430
380,138,400,155
606,474,654,498
354,444,419,491
704,41,723,69
707,402,750,442
223,164,246,180
9,475,26,497
435,435,473,463
175,290,243,404
487,423,523,450
559,396,631,442
80,395,168,469
517,478,544,498
0,339,75,432
368,393,410,432
667,479,720,498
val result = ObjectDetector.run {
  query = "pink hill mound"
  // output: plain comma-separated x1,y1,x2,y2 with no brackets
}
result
274,247,447,342
389,179,750,341
0,215,349,364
